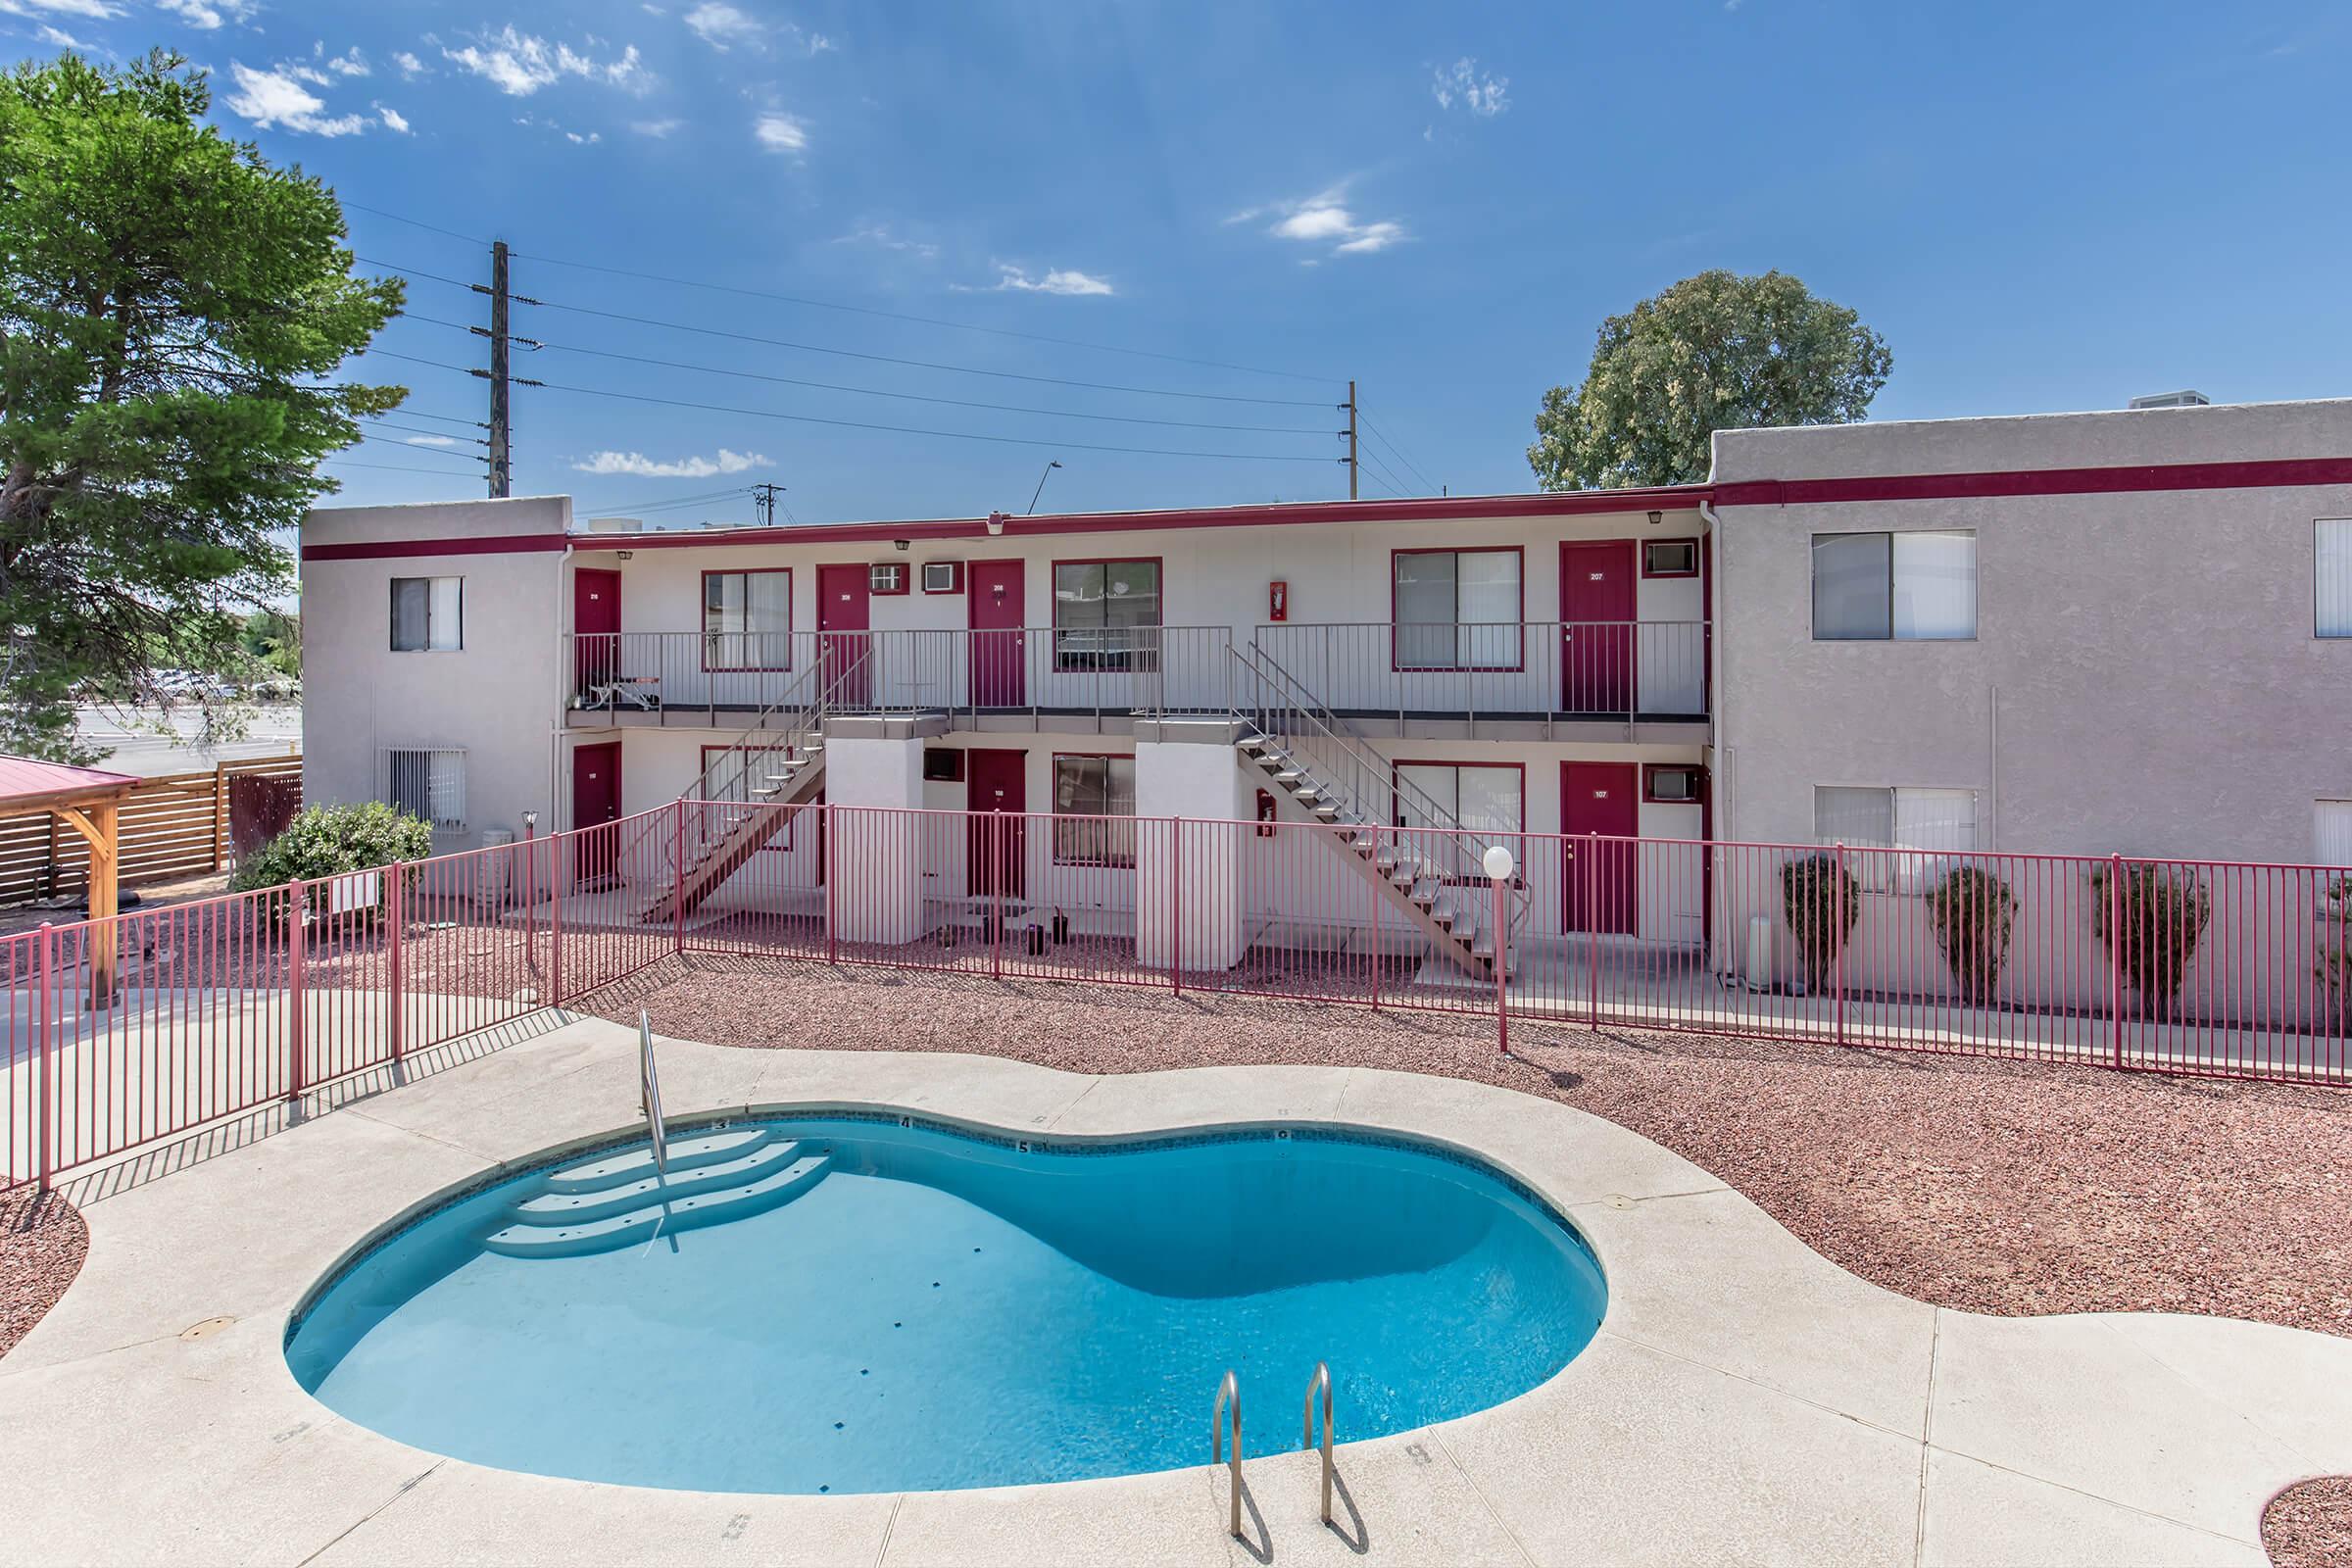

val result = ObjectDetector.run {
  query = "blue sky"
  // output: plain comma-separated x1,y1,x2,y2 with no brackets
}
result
12,1,2351,524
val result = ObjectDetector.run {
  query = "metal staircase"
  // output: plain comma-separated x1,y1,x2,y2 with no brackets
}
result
1229,646,1528,981
636,652,866,923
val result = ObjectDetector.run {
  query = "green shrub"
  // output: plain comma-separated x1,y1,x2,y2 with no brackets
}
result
1780,853,1859,995
229,801,432,921
1924,865,2018,1005
2089,861,2211,1020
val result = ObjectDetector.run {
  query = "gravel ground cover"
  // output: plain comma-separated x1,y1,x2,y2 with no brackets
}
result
0,1187,87,1359
2264,1479,2352,1568
591,954,2352,1338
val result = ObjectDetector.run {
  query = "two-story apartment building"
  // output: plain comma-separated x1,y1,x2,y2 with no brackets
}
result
299,395,2352,1001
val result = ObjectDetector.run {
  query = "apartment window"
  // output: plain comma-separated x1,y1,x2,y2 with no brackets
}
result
1053,560,1159,671
1642,539,1699,578
1815,785,1975,893
1394,762,1523,838
2319,520,2352,637
1394,548,1522,669
380,748,466,829
703,568,792,670
2319,801,2352,867
1811,531,1976,640
389,576,461,652
1053,755,1136,866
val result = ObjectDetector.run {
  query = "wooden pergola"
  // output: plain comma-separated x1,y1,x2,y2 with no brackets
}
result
0,755,137,1003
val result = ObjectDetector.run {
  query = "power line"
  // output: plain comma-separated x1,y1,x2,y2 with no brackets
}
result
528,375,1344,464
357,434,487,466
362,417,488,445
1360,415,1439,494
382,408,488,428
364,257,1330,409
321,459,493,478
342,200,1335,385
397,313,1333,435
1358,450,1414,497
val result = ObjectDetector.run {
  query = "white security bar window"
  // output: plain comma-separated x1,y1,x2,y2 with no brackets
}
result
2318,800,2352,867
704,568,792,670
1811,531,1977,640
1053,755,1137,866
1394,762,1523,838
2318,520,2352,637
389,576,462,652
1053,561,1160,671
1815,784,1976,893
1394,549,1522,669
380,748,467,829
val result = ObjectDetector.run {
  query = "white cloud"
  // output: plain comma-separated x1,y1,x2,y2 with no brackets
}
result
754,111,807,152
835,224,938,261
1235,183,1407,258
682,1,757,49
1431,57,1507,119
323,45,368,77
376,103,409,133
36,23,87,45
573,448,770,478
564,129,601,144
630,116,682,137
224,62,368,136
404,435,460,448
443,26,648,96
392,50,426,78
992,265,1113,297
11,0,122,20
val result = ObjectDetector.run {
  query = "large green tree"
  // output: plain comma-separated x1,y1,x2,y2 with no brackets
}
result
0,50,401,760
1528,270,1890,491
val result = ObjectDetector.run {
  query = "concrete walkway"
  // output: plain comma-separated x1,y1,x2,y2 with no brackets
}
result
1,1016,2345,1567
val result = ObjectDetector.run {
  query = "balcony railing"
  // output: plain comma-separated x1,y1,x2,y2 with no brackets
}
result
567,628,1237,724
1250,621,1709,726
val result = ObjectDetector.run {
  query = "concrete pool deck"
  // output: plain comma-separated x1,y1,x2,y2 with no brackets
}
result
1,1013,2345,1567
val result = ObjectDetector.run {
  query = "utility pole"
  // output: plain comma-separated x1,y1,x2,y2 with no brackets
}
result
486,241,511,499
751,482,785,527
1344,379,1358,500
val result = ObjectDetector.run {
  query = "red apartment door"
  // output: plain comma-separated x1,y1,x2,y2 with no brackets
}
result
1561,760,1638,935
969,562,1026,708
966,749,1027,902
1559,541,1637,716
571,741,622,881
573,567,621,701
817,564,871,706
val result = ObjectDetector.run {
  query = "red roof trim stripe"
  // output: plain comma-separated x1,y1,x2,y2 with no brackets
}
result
305,532,572,562
1712,456,2352,508
569,487,1713,552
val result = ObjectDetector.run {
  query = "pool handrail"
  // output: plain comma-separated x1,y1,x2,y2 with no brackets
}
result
1211,1368,1242,1539
1302,1360,1334,1526
638,1009,668,1179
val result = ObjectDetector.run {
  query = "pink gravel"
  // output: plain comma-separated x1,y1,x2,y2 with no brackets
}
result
591,954,2352,1339
0,1186,87,1360
2263,1478,2352,1568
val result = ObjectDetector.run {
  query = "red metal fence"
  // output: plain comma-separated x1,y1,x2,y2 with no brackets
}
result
6,798,2346,1189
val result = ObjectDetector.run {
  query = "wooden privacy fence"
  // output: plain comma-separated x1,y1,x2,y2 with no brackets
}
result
0,755,301,906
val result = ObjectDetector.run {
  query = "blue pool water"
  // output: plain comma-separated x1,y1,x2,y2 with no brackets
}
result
287,1116,1606,1494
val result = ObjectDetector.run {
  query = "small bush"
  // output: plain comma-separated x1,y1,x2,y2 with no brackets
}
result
1780,853,1859,995
2089,861,2211,1020
230,801,432,921
1924,865,2018,1005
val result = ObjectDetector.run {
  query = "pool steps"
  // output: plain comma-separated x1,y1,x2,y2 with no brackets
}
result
482,1127,830,1259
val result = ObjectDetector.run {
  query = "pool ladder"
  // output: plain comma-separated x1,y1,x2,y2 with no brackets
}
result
637,1009,668,1178
1210,1363,1336,1541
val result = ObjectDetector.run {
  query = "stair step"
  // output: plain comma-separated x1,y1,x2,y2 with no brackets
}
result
484,1152,831,1259
510,1139,811,1225
545,1126,775,1193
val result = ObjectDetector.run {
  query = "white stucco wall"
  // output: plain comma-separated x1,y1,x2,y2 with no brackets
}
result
299,496,570,851
1712,398,2352,863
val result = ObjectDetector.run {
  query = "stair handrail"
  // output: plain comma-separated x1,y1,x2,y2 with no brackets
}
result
638,1008,668,1178
1230,644,1534,948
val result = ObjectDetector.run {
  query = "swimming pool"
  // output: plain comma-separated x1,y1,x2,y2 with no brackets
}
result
287,1114,1606,1494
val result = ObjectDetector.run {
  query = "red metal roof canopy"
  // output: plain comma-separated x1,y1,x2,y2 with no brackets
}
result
0,755,138,817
